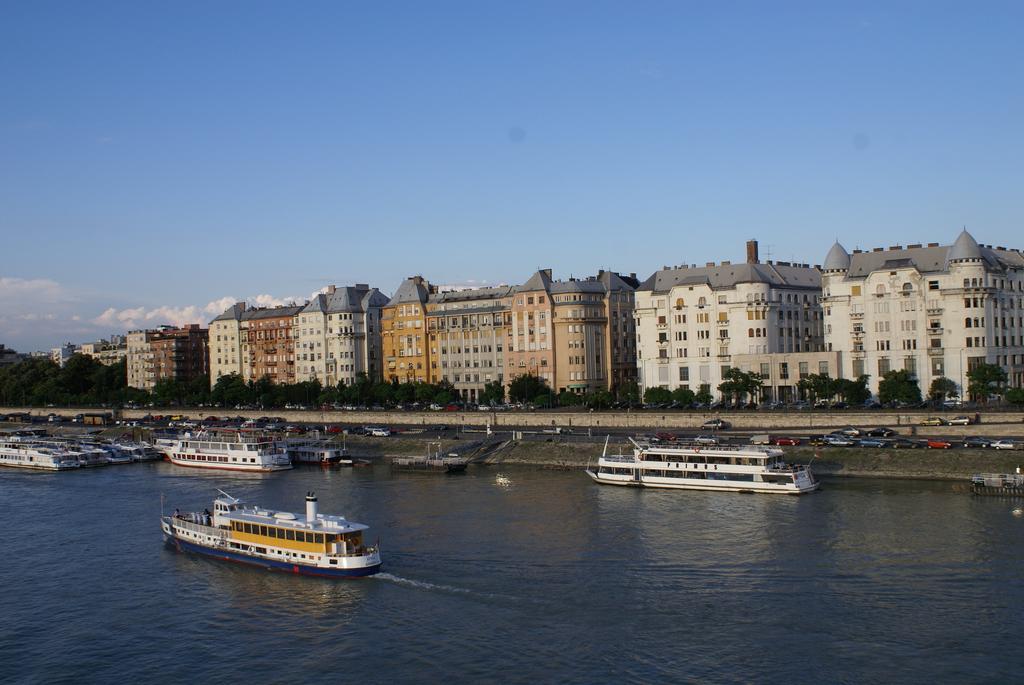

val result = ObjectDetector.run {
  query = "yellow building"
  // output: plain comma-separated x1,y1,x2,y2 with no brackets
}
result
381,276,435,383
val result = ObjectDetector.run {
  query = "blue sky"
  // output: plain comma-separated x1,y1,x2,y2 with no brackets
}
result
2,1,1022,350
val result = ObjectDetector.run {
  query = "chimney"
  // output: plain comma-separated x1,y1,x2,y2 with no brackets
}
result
305,491,318,524
746,239,759,264
541,268,553,280
325,285,336,295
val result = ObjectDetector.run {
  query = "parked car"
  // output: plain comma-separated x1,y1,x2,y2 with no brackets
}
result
962,436,990,448
837,426,863,437
920,417,947,426
825,435,856,447
888,438,919,449
325,425,344,434
807,435,830,446
947,416,973,426
655,432,678,443
750,434,771,445
770,437,801,446
693,435,720,445
701,418,731,430
927,439,953,449
867,427,896,437
992,439,1020,450
858,438,887,448
368,427,391,437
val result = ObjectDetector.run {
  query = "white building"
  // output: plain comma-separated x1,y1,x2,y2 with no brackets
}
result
209,302,247,386
821,229,1024,397
50,343,78,368
635,241,825,401
294,284,389,386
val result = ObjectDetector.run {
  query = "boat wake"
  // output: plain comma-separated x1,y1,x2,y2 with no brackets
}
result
374,572,477,595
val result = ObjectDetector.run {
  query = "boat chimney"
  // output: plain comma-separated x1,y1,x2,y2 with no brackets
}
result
305,491,318,524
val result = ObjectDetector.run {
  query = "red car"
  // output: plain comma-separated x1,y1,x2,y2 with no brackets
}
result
655,432,678,443
325,425,344,434
927,439,953,449
771,437,801,446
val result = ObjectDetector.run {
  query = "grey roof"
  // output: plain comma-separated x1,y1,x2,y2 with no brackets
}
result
516,270,553,293
823,242,851,271
549,280,607,294
302,286,388,315
948,229,983,261
428,286,514,305
388,278,431,306
597,270,638,292
212,302,246,323
843,239,1024,278
240,305,304,321
639,263,821,293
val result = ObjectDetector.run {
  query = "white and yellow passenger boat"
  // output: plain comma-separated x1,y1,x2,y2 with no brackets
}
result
161,491,381,578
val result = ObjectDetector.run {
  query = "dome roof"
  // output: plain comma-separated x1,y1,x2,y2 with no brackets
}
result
948,229,982,261
823,241,851,271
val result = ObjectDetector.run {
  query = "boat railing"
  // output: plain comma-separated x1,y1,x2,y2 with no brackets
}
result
600,454,636,464
972,473,1024,487
167,515,230,540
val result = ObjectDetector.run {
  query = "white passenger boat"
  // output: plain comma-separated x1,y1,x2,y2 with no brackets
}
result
161,491,381,577
154,431,291,472
0,437,82,471
586,438,818,495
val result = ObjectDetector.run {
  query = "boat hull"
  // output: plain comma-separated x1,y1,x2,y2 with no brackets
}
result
585,469,818,495
167,536,382,578
165,457,291,473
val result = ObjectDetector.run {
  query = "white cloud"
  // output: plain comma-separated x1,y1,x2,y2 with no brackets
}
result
91,293,304,331
0,276,65,304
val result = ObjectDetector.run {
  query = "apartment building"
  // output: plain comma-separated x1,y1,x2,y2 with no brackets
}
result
239,305,303,384
821,230,1024,396
508,269,637,395
382,276,435,384
209,302,247,386
635,240,824,400
50,343,78,368
426,286,514,401
0,344,25,369
126,325,209,391
295,284,389,386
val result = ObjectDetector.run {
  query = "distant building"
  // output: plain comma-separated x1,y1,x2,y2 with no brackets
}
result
209,302,248,386
635,240,825,402
822,230,1024,396
127,325,209,391
0,344,25,368
79,337,128,366
50,343,78,368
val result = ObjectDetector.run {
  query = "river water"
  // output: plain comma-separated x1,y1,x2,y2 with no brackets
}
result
2,463,1023,684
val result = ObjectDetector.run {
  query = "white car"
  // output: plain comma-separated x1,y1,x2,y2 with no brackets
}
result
369,428,391,437
947,416,973,426
693,435,719,445
991,440,1018,450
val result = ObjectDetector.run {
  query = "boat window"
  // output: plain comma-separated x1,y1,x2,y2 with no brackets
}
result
314,533,324,544
286,529,295,541
259,525,268,536
296,532,307,543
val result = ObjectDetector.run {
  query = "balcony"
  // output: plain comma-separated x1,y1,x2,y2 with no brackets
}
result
927,347,944,356
926,306,943,315
927,327,943,335
717,319,729,326
850,311,864,319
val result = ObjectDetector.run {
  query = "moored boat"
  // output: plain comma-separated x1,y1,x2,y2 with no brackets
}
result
284,439,352,465
0,436,82,471
153,431,291,472
161,491,381,577
971,472,1024,496
586,437,818,495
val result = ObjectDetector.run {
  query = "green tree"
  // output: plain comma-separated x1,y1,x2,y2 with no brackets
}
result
833,375,871,405
585,389,613,410
616,380,640,407
558,390,582,407
480,381,505,406
928,376,959,403
509,374,549,403
643,387,672,404
797,373,834,403
1006,387,1024,406
212,373,251,407
967,363,1008,403
671,386,696,407
878,369,922,405
695,384,713,406
717,368,764,407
